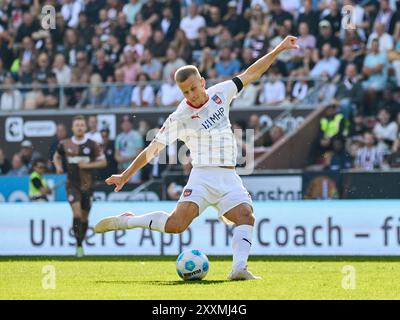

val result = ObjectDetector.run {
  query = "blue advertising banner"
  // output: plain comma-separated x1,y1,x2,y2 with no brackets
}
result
0,175,67,202
0,200,399,255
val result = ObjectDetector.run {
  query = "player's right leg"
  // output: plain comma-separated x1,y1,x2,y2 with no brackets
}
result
94,201,199,234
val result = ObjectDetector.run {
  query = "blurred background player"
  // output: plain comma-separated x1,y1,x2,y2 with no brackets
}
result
53,115,106,257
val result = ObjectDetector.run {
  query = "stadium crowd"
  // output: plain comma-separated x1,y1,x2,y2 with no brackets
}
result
1,0,400,180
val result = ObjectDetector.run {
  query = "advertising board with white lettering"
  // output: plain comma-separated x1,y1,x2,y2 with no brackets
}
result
0,201,399,255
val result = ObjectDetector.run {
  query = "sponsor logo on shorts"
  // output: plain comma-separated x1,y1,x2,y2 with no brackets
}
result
183,189,192,197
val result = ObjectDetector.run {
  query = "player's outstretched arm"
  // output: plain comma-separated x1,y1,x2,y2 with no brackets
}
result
237,35,299,87
106,139,166,192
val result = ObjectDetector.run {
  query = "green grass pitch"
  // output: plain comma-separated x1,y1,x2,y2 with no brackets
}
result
1,256,399,300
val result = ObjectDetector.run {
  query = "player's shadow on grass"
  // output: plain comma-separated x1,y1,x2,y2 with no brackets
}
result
95,280,229,286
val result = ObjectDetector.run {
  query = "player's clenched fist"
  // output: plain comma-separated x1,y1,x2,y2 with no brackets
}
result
277,35,300,52
105,174,127,192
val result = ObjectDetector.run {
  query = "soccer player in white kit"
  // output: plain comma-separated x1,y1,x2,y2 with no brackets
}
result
94,36,299,280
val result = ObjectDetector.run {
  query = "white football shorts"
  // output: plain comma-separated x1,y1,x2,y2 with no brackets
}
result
178,167,253,223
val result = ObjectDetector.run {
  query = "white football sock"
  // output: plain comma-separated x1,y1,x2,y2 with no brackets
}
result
232,224,253,270
125,211,170,233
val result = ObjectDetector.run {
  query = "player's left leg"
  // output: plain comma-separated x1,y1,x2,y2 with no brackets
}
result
77,192,93,256
223,203,261,280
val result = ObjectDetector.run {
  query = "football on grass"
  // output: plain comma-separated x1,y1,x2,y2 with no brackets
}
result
176,249,209,280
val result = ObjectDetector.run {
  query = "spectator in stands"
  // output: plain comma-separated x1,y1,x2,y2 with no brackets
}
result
145,29,169,61
373,0,395,33
297,0,320,36
349,112,368,140
61,0,83,28
205,6,224,39
223,0,250,43
124,34,144,57
354,131,384,170
362,38,388,115
115,115,144,183
290,68,309,101
104,35,122,65
140,48,162,81
98,128,118,180
64,28,82,67
180,3,206,43
52,53,72,84
15,12,40,44
104,68,132,108
198,47,216,79
24,80,45,110
192,27,215,63
323,0,342,37
327,137,353,171
7,153,28,176
121,50,141,83
243,24,268,60
337,44,363,78
333,63,364,119
292,22,316,64
214,46,241,79
42,72,59,109
123,0,143,25
367,22,394,53
170,29,192,63
0,75,23,111
80,73,107,108
130,13,152,45
35,52,51,84
76,12,94,48
131,73,155,107
114,12,130,47
373,108,398,153
0,148,11,175
259,67,286,105
92,49,114,82
13,36,36,70
315,19,341,58
157,70,184,107
85,115,103,144
18,60,33,92
159,7,179,42
162,47,186,81
239,47,255,71
19,140,41,171
48,123,68,172
70,51,92,105
310,43,340,78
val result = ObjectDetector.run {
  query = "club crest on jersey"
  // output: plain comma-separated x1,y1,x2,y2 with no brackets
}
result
183,189,192,197
212,94,222,104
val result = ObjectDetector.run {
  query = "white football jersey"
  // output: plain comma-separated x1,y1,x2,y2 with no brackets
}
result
155,80,240,167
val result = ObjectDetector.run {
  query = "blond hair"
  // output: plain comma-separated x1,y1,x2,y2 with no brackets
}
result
174,65,201,83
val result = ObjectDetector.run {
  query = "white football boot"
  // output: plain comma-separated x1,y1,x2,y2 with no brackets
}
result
94,212,134,233
228,265,262,281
